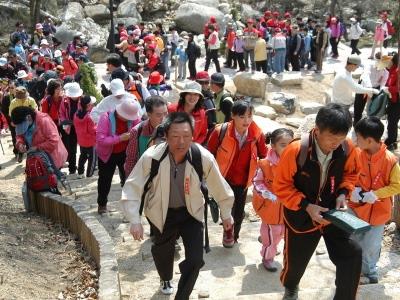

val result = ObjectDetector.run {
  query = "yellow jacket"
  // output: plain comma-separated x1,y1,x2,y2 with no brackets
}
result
254,38,267,62
9,97,38,116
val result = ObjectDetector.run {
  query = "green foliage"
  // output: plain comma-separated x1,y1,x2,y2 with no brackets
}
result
79,63,102,102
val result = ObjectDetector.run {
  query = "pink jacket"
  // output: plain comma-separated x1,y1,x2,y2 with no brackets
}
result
73,110,96,148
59,97,81,127
96,111,139,163
32,111,68,169
374,26,385,42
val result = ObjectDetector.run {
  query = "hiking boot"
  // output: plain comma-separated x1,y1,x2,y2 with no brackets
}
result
17,153,23,163
283,285,299,300
160,280,174,295
360,276,378,285
262,259,277,272
222,228,235,248
97,205,108,214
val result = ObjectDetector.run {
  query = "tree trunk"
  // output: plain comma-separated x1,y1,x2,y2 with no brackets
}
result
330,0,338,16
30,0,42,36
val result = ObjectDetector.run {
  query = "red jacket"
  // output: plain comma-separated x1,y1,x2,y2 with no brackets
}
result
386,66,399,103
40,95,63,124
62,57,79,76
168,103,208,144
147,53,159,71
73,110,96,147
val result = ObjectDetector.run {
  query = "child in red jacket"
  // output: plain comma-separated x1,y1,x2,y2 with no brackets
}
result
252,128,294,272
73,95,97,178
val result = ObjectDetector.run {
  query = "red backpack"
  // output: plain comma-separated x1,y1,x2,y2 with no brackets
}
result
25,150,62,194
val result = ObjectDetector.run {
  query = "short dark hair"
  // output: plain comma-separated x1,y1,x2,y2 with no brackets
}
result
46,79,62,96
354,116,384,142
11,106,36,125
163,112,194,135
106,54,122,68
232,100,254,116
315,103,352,135
265,128,294,145
145,95,167,113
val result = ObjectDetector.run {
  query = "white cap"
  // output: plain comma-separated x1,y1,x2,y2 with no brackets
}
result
116,99,142,121
65,82,83,98
17,70,29,79
0,57,7,67
110,79,125,96
54,50,62,58
40,39,49,45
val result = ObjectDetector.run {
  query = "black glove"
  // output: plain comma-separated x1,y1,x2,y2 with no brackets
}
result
101,84,111,97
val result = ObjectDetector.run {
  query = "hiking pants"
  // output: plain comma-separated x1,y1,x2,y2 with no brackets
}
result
353,92,368,126
226,49,237,68
316,48,325,71
78,146,97,177
178,60,187,79
255,60,267,73
97,151,126,206
229,184,248,241
235,52,245,71
204,49,221,73
260,223,284,261
330,37,339,56
281,224,362,300
244,49,255,71
188,58,197,79
385,101,400,146
61,126,77,174
350,39,361,55
289,52,300,71
273,49,286,74
150,208,204,300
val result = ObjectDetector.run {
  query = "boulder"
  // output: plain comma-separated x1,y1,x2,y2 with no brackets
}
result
361,19,376,33
62,2,85,23
88,47,110,63
241,4,262,20
175,3,224,34
271,72,303,86
232,72,268,99
253,115,282,133
218,3,231,15
268,92,296,115
254,105,277,120
117,0,142,20
224,80,237,96
187,0,219,8
84,4,110,22
285,117,303,129
296,114,317,137
300,102,324,115
115,17,141,27
323,89,333,104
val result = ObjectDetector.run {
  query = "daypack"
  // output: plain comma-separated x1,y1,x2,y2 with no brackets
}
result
140,143,219,253
367,91,389,118
340,22,347,37
127,81,143,102
25,150,63,194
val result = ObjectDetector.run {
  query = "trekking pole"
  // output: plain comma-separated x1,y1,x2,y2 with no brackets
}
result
0,136,5,155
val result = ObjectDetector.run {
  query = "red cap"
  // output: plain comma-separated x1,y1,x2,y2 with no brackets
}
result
147,44,156,51
284,12,291,18
264,10,272,17
148,71,163,85
210,16,216,23
143,34,154,42
247,18,254,24
275,27,282,33
273,11,279,17
196,71,210,82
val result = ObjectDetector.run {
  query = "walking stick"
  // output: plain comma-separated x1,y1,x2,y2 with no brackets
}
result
0,136,5,155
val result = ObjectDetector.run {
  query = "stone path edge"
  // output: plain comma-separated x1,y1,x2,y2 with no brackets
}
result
29,190,121,300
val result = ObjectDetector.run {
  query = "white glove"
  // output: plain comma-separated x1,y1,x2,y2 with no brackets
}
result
350,187,363,203
361,191,378,204
372,88,380,95
381,86,390,95
261,190,277,202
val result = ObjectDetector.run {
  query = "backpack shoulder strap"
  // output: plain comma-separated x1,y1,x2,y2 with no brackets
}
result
189,143,203,181
296,134,311,169
139,146,169,215
218,122,228,148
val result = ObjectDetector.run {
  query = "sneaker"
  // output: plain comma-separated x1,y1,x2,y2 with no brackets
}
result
77,173,85,179
17,153,23,163
283,285,299,300
262,259,277,272
258,236,262,244
360,276,378,285
222,228,235,248
160,280,174,295
97,205,108,214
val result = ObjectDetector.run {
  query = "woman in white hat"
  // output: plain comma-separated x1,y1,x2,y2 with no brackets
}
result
59,82,83,175
168,81,208,144
96,99,142,214
348,17,363,55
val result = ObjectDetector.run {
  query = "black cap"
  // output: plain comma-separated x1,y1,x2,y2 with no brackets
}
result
210,72,225,85
111,68,129,81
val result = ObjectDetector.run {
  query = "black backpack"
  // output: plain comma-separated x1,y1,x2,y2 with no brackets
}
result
140,143,219,253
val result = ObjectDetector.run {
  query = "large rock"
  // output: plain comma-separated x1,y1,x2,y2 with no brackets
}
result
241,4,262,20
218,3,231,15
232,72,268,99
89,47,110,63
254,105,277,120
296,114,317,137
175,3,224,34
300,102,324,115
115,17,141,27
285,117,303,129
117,0,142,20
268,92,296,115
271,72,303,86
84,4,110,23
187,0,219,8
253,115,282,133
62,2,85,23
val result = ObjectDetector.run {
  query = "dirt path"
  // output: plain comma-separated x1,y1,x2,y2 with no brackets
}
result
0,134,98,300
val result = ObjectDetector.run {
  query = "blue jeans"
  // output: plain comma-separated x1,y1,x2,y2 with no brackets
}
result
348,208,385,280
161,51,170,79
273,49,286,74
300,51,311,69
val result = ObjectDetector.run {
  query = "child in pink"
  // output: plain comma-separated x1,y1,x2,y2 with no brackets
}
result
369,20,385,59
73,95,97,178
252,128,294,272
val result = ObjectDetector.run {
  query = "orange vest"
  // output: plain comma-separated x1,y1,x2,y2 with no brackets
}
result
349,145,398,225
215,121,262,188
252,158,284,224
127,82,142,102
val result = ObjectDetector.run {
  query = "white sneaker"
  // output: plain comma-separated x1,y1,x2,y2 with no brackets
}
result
160,280,174,295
